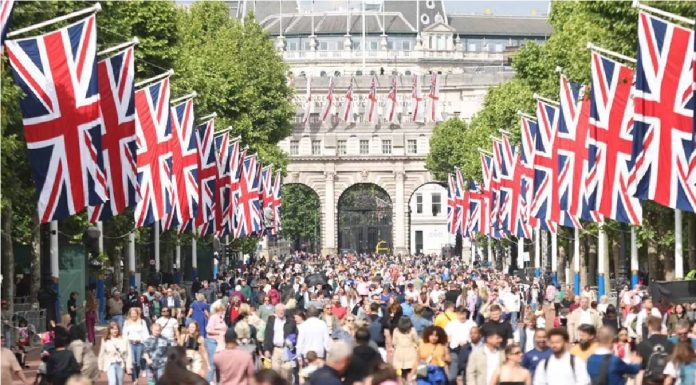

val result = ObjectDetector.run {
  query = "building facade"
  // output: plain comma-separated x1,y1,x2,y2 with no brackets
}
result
242,0,551,255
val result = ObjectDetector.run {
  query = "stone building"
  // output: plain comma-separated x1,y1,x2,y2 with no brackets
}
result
240,0,551,255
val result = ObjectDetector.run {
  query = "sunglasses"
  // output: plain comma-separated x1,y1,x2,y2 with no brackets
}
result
511,351,522,355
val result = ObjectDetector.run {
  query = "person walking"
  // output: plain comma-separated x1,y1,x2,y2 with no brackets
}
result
664,341,696,385
188,293,209,338
98,321,132,385
107,292,125,330
489,343,531,385
68,325,100,382
122,307,150,382
155,307,180,345
142,323,171,384
391,316,419,379
637,316,674,385
521,328,551,378
445,306,477,382
263,304,297,381
179,321,209,378
297,306,332,361
567,296,603,344
308,341,353,385
481,305,514,348
532,328,590,385
412,325,450,385
156,346,208,385
586,327,641,385
214,328,256,385
205,301,228,382
466,328,504,385
47,327,81,385
85,289,97,344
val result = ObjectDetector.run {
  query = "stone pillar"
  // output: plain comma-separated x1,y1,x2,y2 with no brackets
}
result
321,172,337,255
343,34,352,51
393,171,407,255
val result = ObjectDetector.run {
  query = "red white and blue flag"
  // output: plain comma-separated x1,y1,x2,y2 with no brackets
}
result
466,182,488,238
260,165,273,210
342,79,355,123
447,173,461,236
5,15,107,223
163,98,198,233
531,99,559,233
321,77,335,122
228,141,244,237
134,76,173,227
631,12,696,213
455,168,470,236
233,155,262,237
89,45,137,222
426,72,442,122
214,132,231,236
195,118,217,236
366,76,378,124
1,0,15,46
303,77,313,127
412,74,424,123
588,52,642,225
481,152,502,238
387,77,399,124
270,170,282,234
493,135,517,235
512,116,537,238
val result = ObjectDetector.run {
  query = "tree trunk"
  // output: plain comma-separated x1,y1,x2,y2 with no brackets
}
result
662,245,675,281
1,205,15,313
121,245,129,292
559,245,567,284
589,235,598,287
30,213,41,301
612,235,621,290
688,213,696,273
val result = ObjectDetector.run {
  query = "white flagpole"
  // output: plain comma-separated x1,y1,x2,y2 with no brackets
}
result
128,231,136,287
50,221,59,279
630,227,639,288
534,228,541,277
517,238,524,269
7,4,101,38
632,1,695,25
574,227,581,295
598,227,607,297
199,112,218,122
97,221,104,255
135,69,174,89
675,209,684,279
551,232,558,285
154,222,160,272
586,42,636,64
98,37,139,57
361,0,366,73
192,233,198,279
171,91,198,105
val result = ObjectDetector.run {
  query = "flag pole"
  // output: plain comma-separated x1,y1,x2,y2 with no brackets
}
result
517,111,537,121
574,227,581,295
598,226,607,297
98,37,139,57
135,69,174,89
215,126,235,136
171,91,198,104
7,3,101,38
534,227,541,277
128,231,136,287
199,112,218,122
630,227,639,288
551,231,558,286
632,1,695,26
675,209,684,278
586,42,636,64
533,93,560,106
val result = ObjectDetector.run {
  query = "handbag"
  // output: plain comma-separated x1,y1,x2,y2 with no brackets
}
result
416,354,433,378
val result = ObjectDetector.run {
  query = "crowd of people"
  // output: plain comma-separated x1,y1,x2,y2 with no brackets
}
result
3,252,696,385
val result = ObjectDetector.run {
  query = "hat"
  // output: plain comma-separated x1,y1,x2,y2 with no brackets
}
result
224,328,237,343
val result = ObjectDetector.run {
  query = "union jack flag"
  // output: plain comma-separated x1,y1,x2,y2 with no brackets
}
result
387,77,399,124
555,75,591,228
260,165,273,209
163,98,198,233
466,182,489,238
426,72,442,122
1,0,14,46
455,168,470,235
588,52,642,225
447,173,461,235
493,135,517,235
531,99,559,233
342,79,355,123
89,45,137,223
366,76,378,124
481,152,502,238
228,141,244,237
411,74,424,123
233,155,262,237
321,77,335,122
133,76,173,228
195,118,216,236
5,15,107,223
302,77,313,127
514,116,538,238
214,132,231,236
631,12,696,212
270,170,282,234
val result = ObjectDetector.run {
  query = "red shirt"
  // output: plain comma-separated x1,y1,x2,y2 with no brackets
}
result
331,304,347,320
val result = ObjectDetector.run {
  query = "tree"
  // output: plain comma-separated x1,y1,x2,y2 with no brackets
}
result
281,184,321,251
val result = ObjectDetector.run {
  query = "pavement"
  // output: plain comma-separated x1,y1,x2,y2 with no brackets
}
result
11,325,142,385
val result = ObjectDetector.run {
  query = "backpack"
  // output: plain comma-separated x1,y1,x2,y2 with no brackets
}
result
367,315,385,346
679,361,696,385
644,343,669,382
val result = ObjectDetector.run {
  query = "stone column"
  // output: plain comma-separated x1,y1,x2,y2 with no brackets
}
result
321,171,337,255
393,171,407,255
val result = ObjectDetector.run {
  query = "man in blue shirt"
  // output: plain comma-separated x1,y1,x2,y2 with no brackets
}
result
587,326,641,385
668,319,696,349
522,328,552,377
308,340,353,385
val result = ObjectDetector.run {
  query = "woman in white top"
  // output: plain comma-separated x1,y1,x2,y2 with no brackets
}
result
98,321,132,385
122,307,150,382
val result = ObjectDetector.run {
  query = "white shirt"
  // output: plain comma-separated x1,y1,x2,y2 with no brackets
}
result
502,292,521,312
578,309,593,326
664,361,682,385
533,351,590,385
156,317,178,342
524,329,535,353
445,319,476,349
484,346,501,385
296,317,332,358
429,289,444,305
272,316,286,347
122,318,149,343
636,308,662,338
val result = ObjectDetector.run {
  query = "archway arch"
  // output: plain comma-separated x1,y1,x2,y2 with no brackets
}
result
407,181,454,255
281,183,321,252
337,183,393,254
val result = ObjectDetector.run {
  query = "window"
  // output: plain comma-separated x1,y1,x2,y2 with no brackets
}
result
402,40,411,51
416,194,423,214
432,193,441,216
407,139,417,154
319,41,328,50
381,139,392,154
290,140,299,155
337,140,347,155
311,140,321,155
288,42,297,51
370,41,378,50
359,140,369,155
